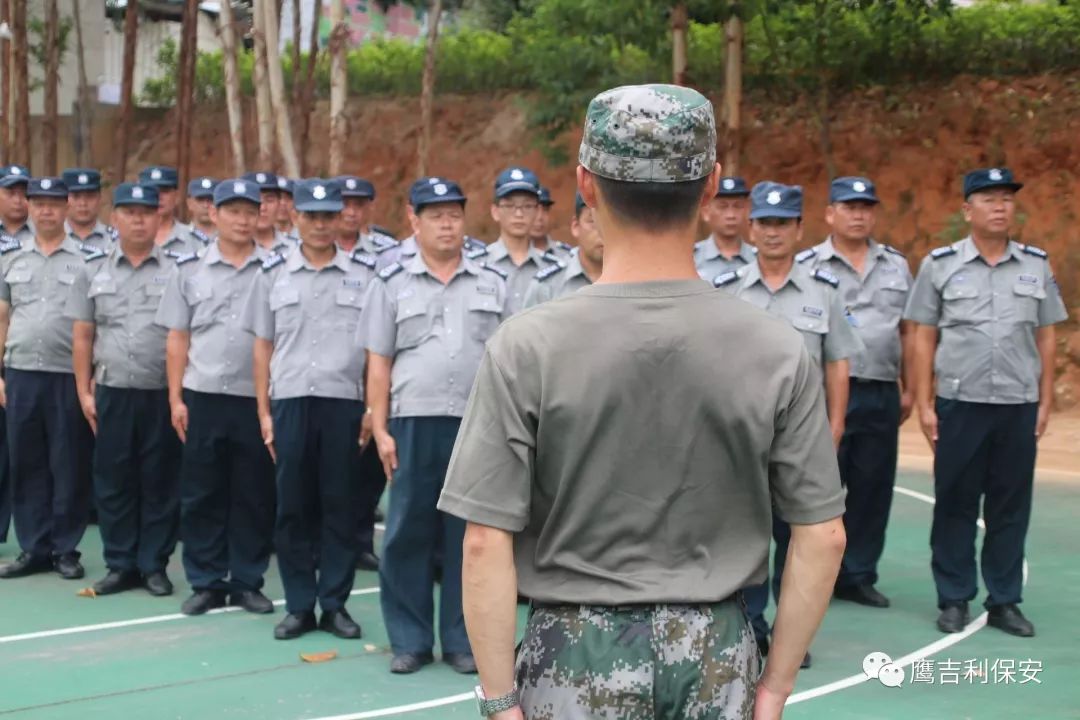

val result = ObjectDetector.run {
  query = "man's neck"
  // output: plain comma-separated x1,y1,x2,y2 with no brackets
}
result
337,232,358,253
711,233,742,258
300,243,336,269
529,235,549,251
593,219,698,284
119,240,154,267
971,231,1009,265
218,237,256,268
35,231,66,254
579,253,602,282
67,220,98,239
193,221,215,236
498,233,531,266
421,248,462,284
2,218,26,234
831,234,870,257
275,220,294,234
155,217,176,244
254,227,277,248
758,256,795,291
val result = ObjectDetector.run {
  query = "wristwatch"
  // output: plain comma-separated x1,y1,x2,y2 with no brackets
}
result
474,684,519,716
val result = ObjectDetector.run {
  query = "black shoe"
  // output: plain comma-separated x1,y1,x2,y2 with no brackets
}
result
390,652,435,674
834,583,890,608
444,652,478,674
936,602,970,633
0,552,53,579
93,569,142,595
144,571,174,597
756,635,770,658
356,551,380,572
801,651,812,669
231,590,274,614
181,589,228,616
54,553,85,580
274,611,317,640
987,604,1035,638
319,608,362,639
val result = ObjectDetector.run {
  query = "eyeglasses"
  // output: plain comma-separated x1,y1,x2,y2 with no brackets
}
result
497,202,539,215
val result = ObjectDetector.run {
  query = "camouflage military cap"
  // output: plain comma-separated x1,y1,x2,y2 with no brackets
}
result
579,84,716,183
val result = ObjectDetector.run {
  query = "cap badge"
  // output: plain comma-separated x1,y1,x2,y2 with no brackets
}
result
510,169,524,181
853,181,867,192
988,168,1003,181
434,183,448,196
722,178,735,190
201,178,213,188
313,185,327,200
132,186,145,199
78,173,89,185
766,190,782,205
41,179,52,190
233,181,246,194
151,169,162,180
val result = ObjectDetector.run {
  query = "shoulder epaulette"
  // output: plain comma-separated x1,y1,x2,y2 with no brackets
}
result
466,246,488,260
78,242,101,256
1021,244,1048,259
84,248,108,262
712,270,741,288
930,246,957,260
0,237,22,255
261,253,286,272
535,263,564,282
106,225,119,240
191,228,211,245
378,262,404,281
482,262,508,280
350,251,377,269
174,252,199,265
463,236,484,251
812,268,840,288
372,233,398,249
555,241,572,253
542,250,562,264
371,225,397,241
884,245,906,258
795,248,818,264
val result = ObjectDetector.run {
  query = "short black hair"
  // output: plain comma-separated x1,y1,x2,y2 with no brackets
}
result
593,175,709,231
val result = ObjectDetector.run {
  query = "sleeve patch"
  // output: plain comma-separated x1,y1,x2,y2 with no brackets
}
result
1021,244,1048,259
466,246,489,260
795,248,818,264
712,270,740,287
884,245,906,258
378,262,404,281
350,251,377,269
191,228,211,245
174,252,199,265
260,253,286,272
812,269,840,287
0,237,22,254
930,246,957,260
535,263,563,282
482,262,508,280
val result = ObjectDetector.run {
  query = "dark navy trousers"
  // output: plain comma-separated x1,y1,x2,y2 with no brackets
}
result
6,369,92,558
837,379,900,588
932,398,1037,610
380,416,469,656
180,390,275,592
272,396,363,614
0,402,10,544
94,386,181,574
356,441,388,555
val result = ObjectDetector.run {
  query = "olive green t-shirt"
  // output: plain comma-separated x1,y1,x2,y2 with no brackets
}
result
438,279,845,605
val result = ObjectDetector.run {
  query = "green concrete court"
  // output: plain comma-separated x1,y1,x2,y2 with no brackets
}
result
1,470,1077,719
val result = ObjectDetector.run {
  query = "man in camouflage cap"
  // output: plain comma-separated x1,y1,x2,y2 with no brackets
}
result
440,84,846,719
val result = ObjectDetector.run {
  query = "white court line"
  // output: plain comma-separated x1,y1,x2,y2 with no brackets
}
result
0,587,380,645
305,693,475,720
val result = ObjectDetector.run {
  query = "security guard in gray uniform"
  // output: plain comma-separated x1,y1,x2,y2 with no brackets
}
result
366,178,507,675
157,179,276,616
694,175,756,284
245,178,374,641
67,182,181,597
470,167,560,315
139,166,210,256
522,192,603,308
0,178,94,580
905,168,1068,638
275,176,297,236
63,168,117,252
186,177,218,242
528,186,572,257
719,181,860,667
0,165,34,244
243,171,295,255
800,176,914,610
336,175,399,257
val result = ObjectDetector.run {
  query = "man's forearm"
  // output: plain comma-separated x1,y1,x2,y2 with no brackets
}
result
366,352,392,434
1037,326,1055,405
462,523,519,699
913,325,938,410
824,359,849,424
71,323,95,396
764,518,846,694
253,338,273,416
899,319,916,394
166,330,190,404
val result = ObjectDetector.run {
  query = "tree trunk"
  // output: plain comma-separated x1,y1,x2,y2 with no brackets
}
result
812,0,835,180
720,14,742,175
218,0,246,175
253,0,275,169
11,0,29,168
416,0,443,178
1,0,10,162
114,0,138,183
176,0,199,219
298,0,321,175
40,0,60,174
72,0,95,166
262,0,300,177
671,1,688,86
290,0,302,106
328,0,348,176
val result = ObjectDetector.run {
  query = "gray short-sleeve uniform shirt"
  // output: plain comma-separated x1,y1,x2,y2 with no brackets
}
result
65,245,170,389
155,241,268,397
694,237,757,287
160,221,209,258
438,279,846,605
66,220,116,252
1,223,35,246
472,239,560,315
364,253,507,419
726,261,863,368
522,250,594,308
243,246,374,401
0,237,89,373
802,238,913,382
903,237,1068,404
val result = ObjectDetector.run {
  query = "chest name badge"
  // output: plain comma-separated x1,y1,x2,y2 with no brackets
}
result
153,274,170,285
342,278,364,288
476,285,496,296
802,305,824,318
1017,273,1038,285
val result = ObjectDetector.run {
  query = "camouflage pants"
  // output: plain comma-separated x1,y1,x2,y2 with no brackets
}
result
515,599,759,720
